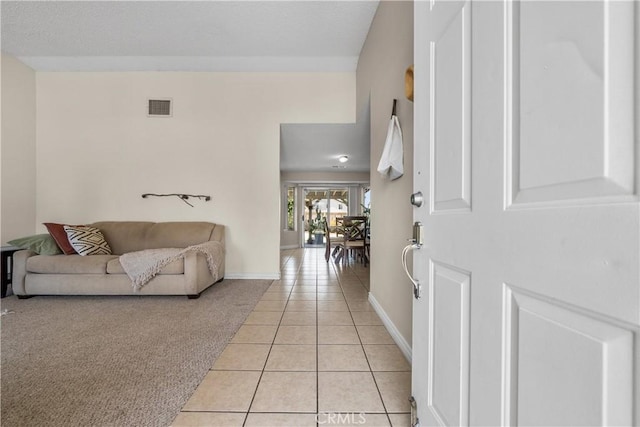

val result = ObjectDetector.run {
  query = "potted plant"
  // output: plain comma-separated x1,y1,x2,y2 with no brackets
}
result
309,208,326,245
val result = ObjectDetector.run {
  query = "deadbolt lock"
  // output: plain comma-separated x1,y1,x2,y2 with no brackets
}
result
410,191,424,207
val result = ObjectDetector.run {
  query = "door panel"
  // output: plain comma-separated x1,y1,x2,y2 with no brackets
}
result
412,1,639,426
428,262,470,427
503,286,634,426
432,3,471,213
507,1,636,205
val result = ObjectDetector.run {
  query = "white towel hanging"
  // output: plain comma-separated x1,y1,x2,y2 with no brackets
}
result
377,114,404,180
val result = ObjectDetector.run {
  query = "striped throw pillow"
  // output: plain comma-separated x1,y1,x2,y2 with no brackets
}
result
63,226,112,256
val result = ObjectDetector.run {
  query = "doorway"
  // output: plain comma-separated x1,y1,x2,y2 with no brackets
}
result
302,188,349,247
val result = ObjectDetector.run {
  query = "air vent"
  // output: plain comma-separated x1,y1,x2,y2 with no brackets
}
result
147,99,172,117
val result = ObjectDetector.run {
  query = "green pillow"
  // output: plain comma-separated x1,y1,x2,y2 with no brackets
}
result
8,233,63,255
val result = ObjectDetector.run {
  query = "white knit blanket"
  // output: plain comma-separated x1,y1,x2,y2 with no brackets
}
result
119,241,224,291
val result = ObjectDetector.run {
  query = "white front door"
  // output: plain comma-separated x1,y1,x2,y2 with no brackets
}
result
411,1,639,426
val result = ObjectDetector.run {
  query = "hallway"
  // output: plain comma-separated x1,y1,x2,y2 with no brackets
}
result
173,247,411,426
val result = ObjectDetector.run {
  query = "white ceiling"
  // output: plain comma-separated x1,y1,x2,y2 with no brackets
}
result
1,1,379,72
1,0,378,173
281,103,370,173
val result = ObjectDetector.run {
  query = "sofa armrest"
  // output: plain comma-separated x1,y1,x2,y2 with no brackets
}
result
209,224,225,244
12,250,36,296
183,252,210,295
183,248,225,295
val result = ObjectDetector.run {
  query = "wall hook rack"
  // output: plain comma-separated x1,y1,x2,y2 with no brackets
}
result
141,193,211,207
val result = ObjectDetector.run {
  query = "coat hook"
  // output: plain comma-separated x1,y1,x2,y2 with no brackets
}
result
391,99,397,118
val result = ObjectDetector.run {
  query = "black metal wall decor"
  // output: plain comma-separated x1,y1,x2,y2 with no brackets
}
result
141,193,211,207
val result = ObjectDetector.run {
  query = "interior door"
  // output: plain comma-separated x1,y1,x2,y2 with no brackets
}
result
411,1,639,426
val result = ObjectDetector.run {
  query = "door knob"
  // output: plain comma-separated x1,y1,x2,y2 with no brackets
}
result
410,191,424,207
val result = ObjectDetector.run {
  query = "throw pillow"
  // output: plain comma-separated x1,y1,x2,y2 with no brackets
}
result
43,222,78,255
8,234,63,255
63,226,112,256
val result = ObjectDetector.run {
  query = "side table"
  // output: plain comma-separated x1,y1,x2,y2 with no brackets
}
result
1,246,20,298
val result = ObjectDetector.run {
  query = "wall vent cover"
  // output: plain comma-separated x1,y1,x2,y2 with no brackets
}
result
148,99,172,117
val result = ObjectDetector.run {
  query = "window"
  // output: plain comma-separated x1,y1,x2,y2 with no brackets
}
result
362,187,371,216
286,186,296,231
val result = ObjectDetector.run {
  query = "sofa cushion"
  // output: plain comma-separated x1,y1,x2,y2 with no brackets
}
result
145,222,216,249
64,226,112,256
43,223,79,255
106,257,185,275
8,234,63,256
90,221,218,254
90,222,155,255
27,255,118,274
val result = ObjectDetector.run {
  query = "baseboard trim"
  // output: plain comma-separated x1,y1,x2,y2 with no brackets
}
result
280,245,299,250
224,273,281,280
368,293,412,363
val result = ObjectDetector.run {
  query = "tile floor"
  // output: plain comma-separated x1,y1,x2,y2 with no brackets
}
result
172,247,411,427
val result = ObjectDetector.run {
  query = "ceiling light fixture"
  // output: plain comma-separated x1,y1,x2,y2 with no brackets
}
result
338,155,349,163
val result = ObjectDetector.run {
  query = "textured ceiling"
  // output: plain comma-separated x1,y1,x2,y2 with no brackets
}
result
280,107,370,173
1,0,379,72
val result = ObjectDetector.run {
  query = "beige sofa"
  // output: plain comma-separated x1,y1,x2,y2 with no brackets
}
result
12,221,225,299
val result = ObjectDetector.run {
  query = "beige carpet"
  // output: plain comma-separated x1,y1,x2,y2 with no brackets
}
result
0,279,272,427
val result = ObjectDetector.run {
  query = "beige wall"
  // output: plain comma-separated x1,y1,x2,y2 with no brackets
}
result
1,55,37,243
356,1,414,348
35,72,355,278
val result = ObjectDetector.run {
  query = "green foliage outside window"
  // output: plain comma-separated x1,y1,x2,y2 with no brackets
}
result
287,188,295,231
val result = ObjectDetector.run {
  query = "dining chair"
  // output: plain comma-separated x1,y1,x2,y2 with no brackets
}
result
324,219,344,263
340,216,369,266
